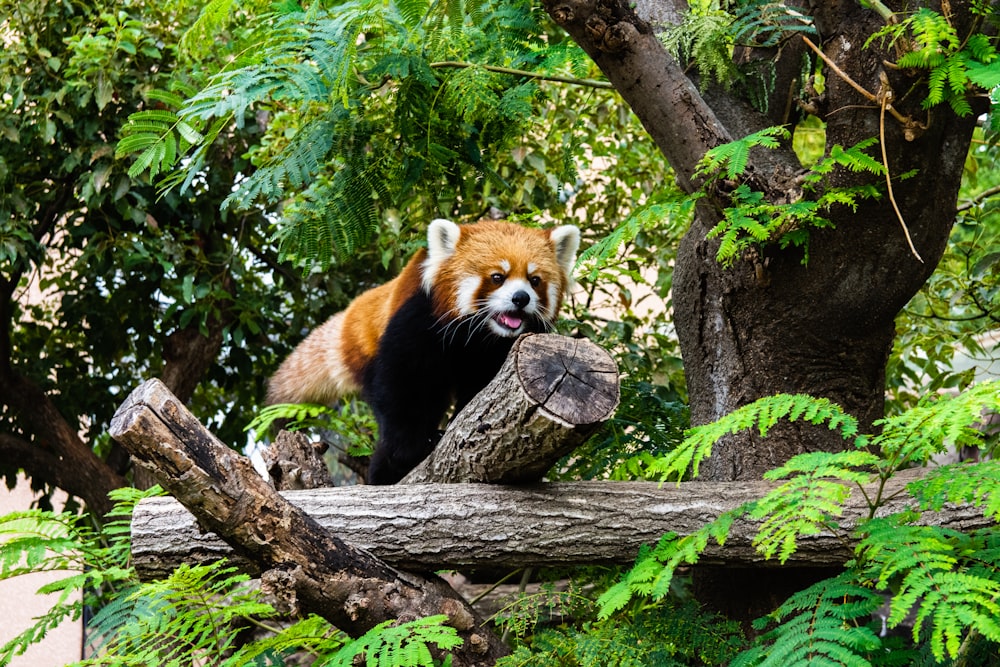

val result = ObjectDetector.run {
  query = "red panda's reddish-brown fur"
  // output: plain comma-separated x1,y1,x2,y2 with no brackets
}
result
267,218,580,483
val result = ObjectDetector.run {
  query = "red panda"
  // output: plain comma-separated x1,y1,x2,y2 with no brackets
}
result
266,218,581,484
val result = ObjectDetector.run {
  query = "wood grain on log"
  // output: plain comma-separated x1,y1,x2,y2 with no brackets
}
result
110,378,508,667
402,333,618,484
129,468,990,579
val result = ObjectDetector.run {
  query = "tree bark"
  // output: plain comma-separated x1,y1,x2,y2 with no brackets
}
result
110,378,509,667
402,333,619,483
0,373,127,516
128,467,988,579
542,0,983,481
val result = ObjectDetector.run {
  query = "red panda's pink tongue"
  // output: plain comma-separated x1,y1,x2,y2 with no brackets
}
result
496,313,523,330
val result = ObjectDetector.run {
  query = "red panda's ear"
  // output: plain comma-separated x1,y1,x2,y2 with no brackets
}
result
422,219,461,294
549,225,580,278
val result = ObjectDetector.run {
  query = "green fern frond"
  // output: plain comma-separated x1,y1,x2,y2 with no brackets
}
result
732,572,882,667
659,11,738,89
730,2,816,48
80,561,277,664
870,379,1000,466
579,195,696,281
651,393,858,483
908,459,1000,521
750,450,880,562
857,515,1000,661
0,488,163,663
324,615,462,667
696,126,790,181
872,7,998,116
222,615,346,665
597,508,742,620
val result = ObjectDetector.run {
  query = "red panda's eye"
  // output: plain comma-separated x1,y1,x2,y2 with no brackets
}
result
491,273,505,285
529,276,542,288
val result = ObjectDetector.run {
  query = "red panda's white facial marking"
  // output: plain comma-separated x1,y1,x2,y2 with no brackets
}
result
484,273,539,336
421,218,580,339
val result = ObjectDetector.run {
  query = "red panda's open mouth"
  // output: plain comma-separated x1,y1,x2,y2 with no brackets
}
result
493,312,524,331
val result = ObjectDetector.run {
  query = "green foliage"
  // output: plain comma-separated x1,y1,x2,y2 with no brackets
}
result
650,392,859,482
499,597,744,667
79,560,275,663
599,380,1000,664
0,488,462,666
118,0,604,273
867,7,1000,116
0,487,159,663
326,615,462,667
697,130,886,266
660,9,738,89
247,401,377,458
659,1,816,100
731,572,884,667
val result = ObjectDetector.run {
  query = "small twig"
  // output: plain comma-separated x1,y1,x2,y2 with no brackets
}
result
878,74,922,262
858,0,898,23
802,36,878,103
802,35,924,260
429,61,614,90
800,36,919,129
957,183,1000,212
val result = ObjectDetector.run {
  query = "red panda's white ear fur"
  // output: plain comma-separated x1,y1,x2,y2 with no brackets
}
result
421,218,461,294
549,225,580,280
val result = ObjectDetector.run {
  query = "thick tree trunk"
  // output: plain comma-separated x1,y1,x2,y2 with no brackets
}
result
542,0,987,628
543,0,982,480
128,468,987,579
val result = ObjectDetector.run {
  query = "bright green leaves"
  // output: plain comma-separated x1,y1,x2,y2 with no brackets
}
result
601,380,1000,664
117,0,586,274
651,393,859,483
731,573,883,667
752,450,880,563
868,7,1000,116
697,127,790,181
856,517,1000,661
63,11,163,111
697,129,887,267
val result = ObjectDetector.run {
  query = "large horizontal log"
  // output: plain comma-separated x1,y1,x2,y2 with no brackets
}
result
130,468,988,579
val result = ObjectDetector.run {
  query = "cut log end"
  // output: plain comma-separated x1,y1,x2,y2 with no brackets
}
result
517,334,619,425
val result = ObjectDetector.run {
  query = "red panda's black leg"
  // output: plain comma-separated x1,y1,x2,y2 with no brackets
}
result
363,293,452,485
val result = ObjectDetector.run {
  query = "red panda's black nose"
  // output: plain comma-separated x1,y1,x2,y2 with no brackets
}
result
511,290,531,309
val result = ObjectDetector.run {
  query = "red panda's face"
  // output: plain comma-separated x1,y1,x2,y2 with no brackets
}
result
421,219,580,338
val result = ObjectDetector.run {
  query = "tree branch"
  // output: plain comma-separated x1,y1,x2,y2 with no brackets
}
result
0,375,126,516
130,469,984,578
541,0,732,193
110,378,510,666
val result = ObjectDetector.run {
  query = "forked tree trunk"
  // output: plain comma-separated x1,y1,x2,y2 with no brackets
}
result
541,0,985,626
542,0,982,477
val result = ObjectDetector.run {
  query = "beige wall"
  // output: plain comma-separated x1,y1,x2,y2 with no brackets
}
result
0,477,82,667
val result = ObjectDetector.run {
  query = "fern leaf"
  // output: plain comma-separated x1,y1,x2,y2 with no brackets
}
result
732,572,882,667
750,451,879,562
908,459,1000,521
871,379,1000,466
651,394,858,482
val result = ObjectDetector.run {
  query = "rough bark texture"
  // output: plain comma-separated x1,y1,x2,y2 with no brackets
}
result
542,0,983,481
0,373,127,517
129,468,991,579
110,378,509,667
403,334,618,483
263,430,333,490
